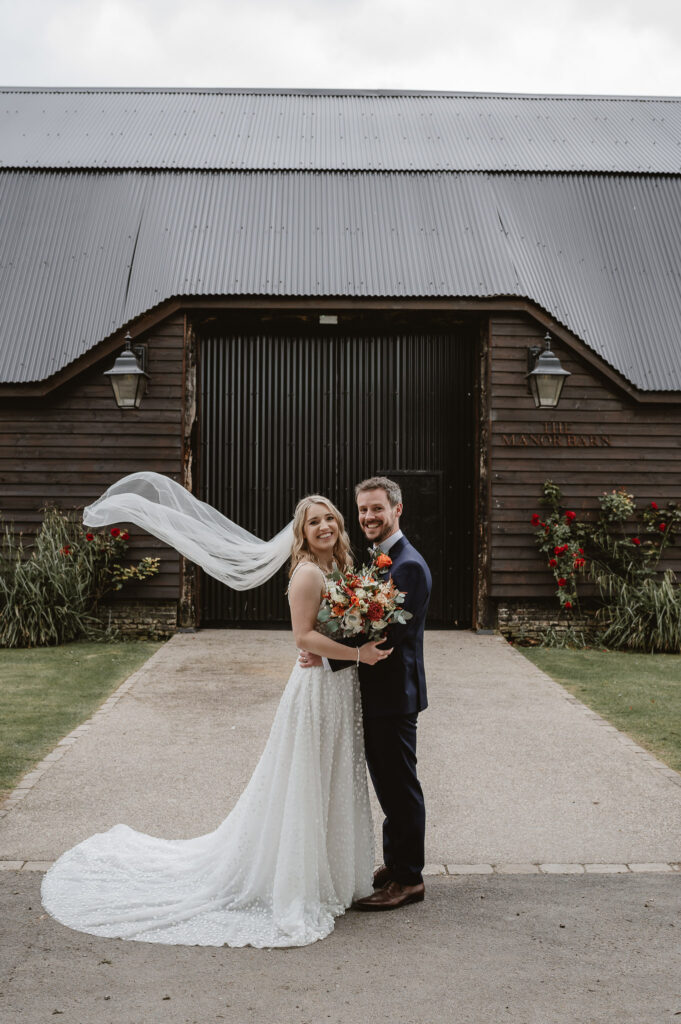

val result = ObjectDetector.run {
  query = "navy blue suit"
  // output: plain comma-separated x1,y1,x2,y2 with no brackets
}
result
332,534,432,885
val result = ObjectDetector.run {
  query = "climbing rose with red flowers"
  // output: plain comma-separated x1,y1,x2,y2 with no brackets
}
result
85,533,94,542
651,502,658,510
565,511,576,522
632,537,641,546
110,528,121,538
557,578,567,587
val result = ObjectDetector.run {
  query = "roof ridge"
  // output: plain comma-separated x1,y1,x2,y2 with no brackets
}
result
1,86,681,102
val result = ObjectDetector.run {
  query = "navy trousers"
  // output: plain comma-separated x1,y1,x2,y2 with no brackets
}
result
362,712,426,886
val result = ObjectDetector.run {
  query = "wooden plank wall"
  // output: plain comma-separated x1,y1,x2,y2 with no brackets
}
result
0,314,185,601
489,313,681,599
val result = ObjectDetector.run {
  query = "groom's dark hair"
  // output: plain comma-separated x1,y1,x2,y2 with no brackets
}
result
355,476,402,508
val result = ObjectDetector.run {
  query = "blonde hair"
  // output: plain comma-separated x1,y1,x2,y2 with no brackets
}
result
289,495,353,576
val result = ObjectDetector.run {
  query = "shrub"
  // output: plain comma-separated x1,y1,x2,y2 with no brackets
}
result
0,507,159,648
530,482,681,653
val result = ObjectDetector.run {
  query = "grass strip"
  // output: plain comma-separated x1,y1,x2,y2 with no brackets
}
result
0,640,163,797
519,647,681,773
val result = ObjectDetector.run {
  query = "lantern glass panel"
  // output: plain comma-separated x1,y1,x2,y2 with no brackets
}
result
530,373,565,409
111,373,147,409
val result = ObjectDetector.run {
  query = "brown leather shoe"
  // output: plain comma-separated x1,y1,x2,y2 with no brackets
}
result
372,865,393,889
352,881,425,912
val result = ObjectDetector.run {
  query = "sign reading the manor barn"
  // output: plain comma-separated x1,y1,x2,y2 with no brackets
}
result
502,422,612,447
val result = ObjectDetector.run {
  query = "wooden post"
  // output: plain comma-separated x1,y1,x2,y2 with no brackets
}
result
178,315,198,629
473,317,492,630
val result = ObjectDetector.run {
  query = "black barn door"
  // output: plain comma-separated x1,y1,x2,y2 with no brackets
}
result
199,327,476,626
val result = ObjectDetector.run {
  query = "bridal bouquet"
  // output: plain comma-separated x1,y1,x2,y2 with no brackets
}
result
317,552,412,638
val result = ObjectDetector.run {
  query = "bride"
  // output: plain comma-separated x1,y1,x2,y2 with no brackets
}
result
41,490,391,948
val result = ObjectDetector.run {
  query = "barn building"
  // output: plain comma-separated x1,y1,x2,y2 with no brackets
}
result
1,87,681,635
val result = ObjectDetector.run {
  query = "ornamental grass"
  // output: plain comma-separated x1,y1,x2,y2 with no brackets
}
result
0,507,159,648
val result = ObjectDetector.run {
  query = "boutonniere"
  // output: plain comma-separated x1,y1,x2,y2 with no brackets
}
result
374,552,392,571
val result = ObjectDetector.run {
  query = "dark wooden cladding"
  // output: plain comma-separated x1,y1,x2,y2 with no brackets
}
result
5,302,681,624
0,315,185,600
488,313,681,599
199,325,477,626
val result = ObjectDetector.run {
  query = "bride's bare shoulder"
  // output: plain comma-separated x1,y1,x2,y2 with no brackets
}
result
287,560,325,595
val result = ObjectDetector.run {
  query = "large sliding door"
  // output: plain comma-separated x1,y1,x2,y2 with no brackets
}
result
199,325,476,625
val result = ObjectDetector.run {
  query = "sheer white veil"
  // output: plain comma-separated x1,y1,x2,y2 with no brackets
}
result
83,472,294,591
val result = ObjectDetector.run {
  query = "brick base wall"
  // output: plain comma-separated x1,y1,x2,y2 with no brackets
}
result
99,599,178,639
496,599,601,644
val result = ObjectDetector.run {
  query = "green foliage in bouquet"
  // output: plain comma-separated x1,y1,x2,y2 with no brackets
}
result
0,507,159,648
317,553,412,639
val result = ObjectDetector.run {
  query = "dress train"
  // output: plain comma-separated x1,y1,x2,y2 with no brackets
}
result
41,662,373,948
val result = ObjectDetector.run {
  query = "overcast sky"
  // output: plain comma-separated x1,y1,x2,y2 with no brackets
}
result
1,0,680,96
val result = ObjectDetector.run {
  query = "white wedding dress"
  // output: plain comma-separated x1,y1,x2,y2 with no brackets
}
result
41,651,374,948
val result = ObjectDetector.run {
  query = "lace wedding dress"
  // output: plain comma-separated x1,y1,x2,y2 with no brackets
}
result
42,619,373,948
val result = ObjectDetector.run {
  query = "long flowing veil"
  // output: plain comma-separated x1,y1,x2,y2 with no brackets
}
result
83,472,294,590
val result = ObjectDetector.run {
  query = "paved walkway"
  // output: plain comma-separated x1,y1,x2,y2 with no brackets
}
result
2,631,681,1024
2,630,680,870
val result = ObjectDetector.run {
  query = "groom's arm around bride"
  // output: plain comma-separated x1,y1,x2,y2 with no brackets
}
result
304,475,432,911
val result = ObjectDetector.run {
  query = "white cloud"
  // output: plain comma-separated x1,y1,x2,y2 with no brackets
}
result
1,0,680,94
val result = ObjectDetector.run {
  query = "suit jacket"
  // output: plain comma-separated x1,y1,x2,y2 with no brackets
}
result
330,535,432,719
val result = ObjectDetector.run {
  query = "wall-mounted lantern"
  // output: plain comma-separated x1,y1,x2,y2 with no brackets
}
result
104,333,149,409
526,332,571,409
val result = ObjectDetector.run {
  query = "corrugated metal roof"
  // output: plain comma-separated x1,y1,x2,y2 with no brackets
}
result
1,88,681,173
2,169,680,389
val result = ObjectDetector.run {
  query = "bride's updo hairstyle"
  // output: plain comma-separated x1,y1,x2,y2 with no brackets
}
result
289,495,353,576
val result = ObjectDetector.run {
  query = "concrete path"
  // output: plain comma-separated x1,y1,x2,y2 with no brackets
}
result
2,630,680,869
2,630,681,1023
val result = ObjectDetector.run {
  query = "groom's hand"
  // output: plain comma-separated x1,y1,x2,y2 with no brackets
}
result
299,650,322,669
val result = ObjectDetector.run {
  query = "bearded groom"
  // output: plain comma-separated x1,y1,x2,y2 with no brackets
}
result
301,475,432,910
348,475,432,910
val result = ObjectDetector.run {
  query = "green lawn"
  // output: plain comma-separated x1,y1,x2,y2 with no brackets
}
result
519,647,681,773
0,640,163,797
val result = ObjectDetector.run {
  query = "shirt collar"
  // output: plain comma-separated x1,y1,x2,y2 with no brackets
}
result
374,529,403,555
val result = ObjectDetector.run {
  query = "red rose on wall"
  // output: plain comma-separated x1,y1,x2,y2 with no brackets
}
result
659,523,667,532
651,502,658,510
85,533,94,541
121,532,130,541
564,601,572,609
110,528,121,538
557,578,567,587
632,537,641,546
531,513,541,526
549,558,557,567
565,511,576,522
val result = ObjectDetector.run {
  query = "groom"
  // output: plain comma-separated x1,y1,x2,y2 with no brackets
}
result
302,475,432,910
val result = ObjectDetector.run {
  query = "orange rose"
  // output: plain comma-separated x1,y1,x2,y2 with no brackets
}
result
376,553,392,569
332,604,346,617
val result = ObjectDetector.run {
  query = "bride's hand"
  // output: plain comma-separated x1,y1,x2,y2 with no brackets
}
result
299,649,322,668
358,640,393,666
